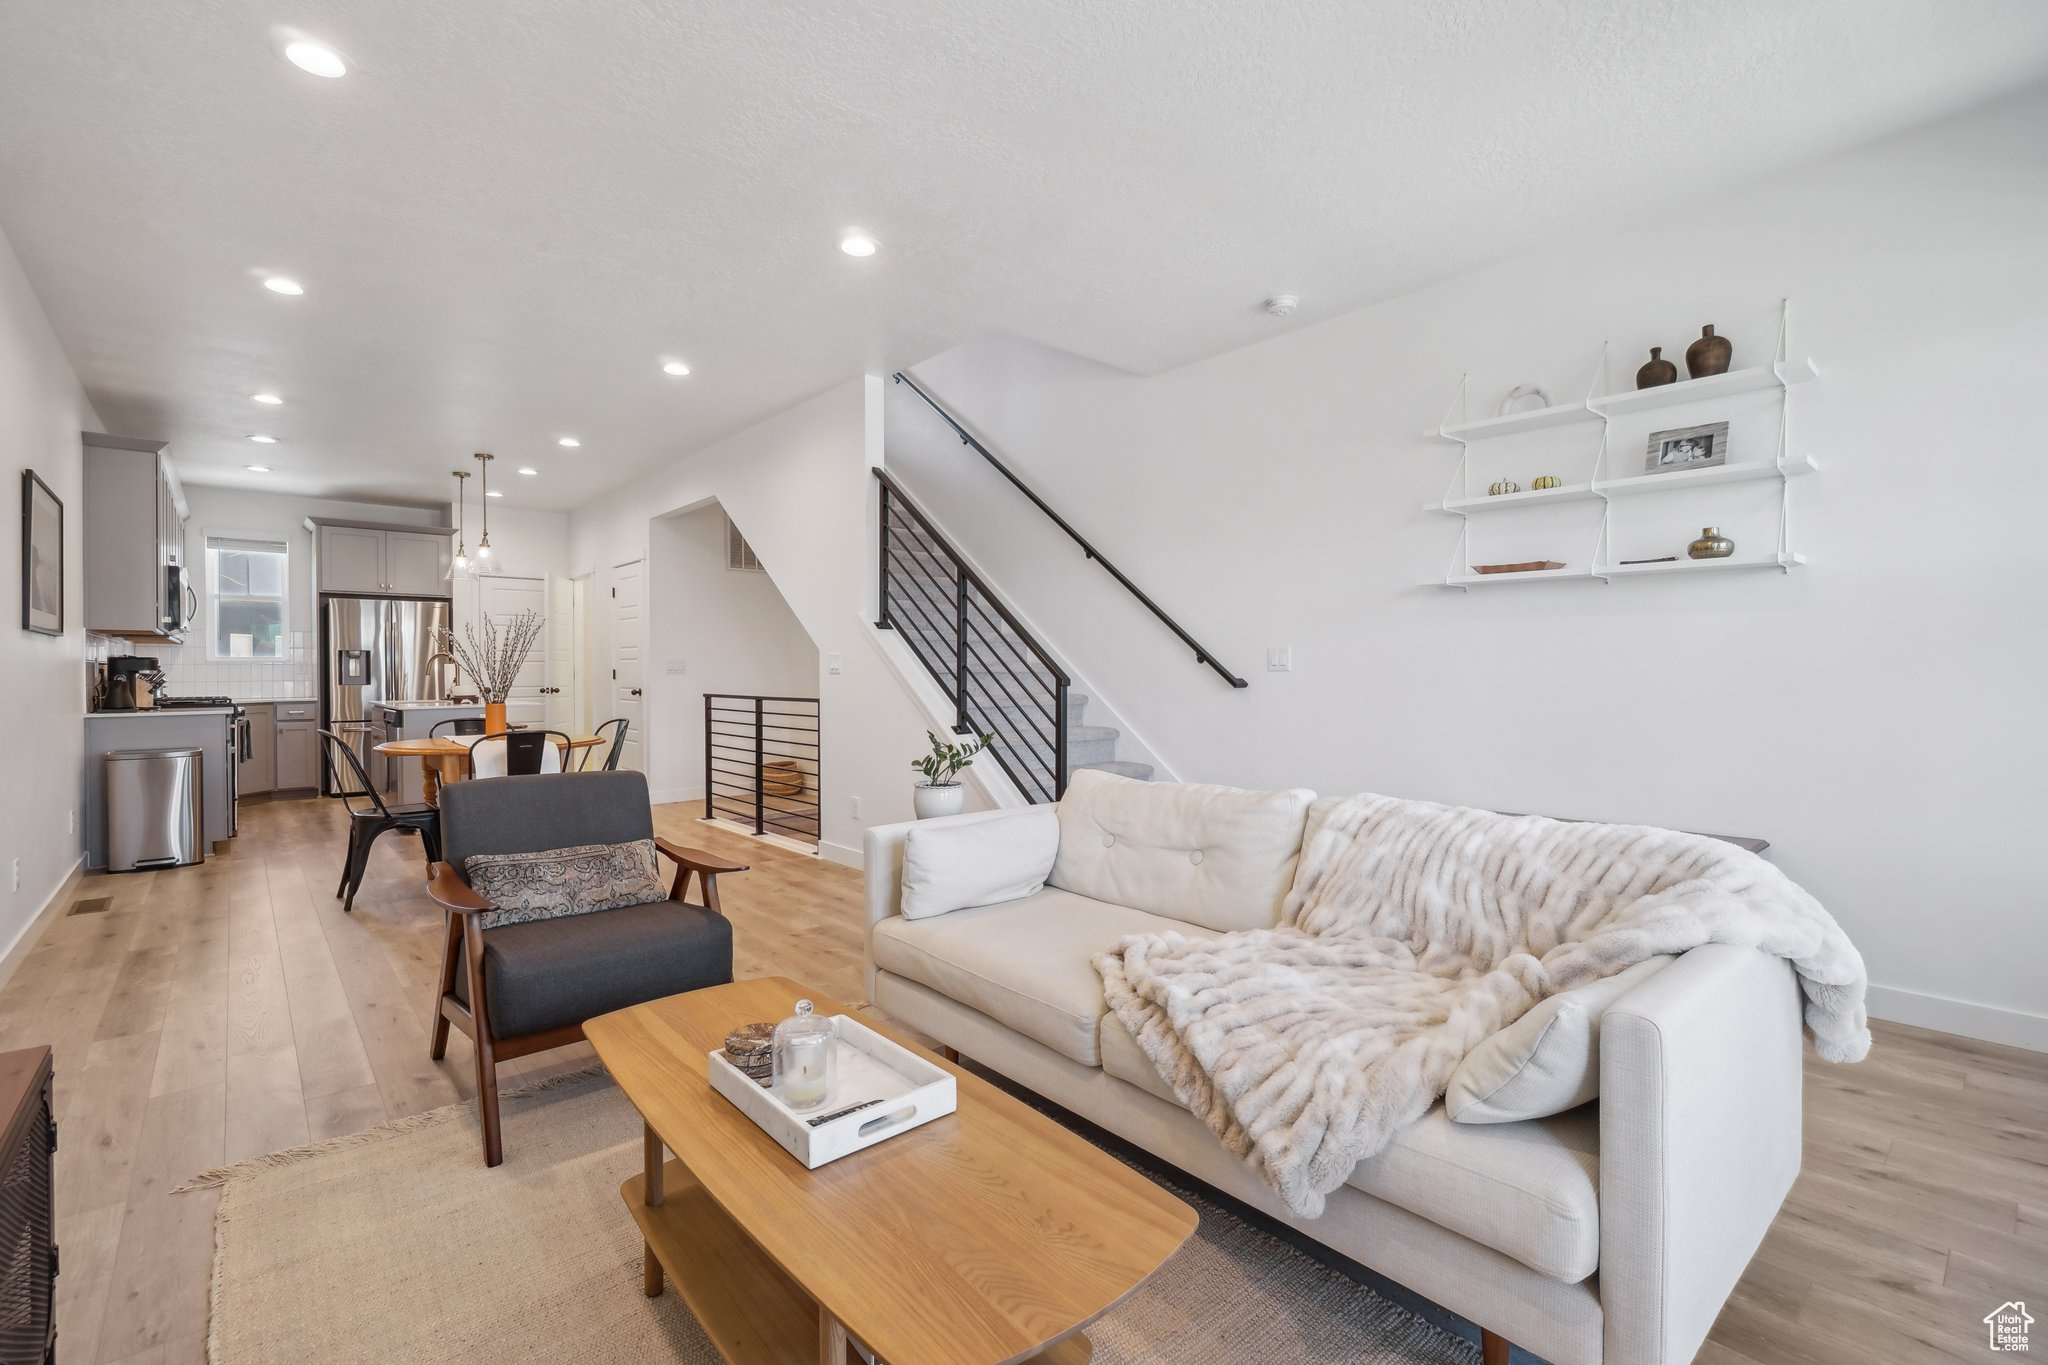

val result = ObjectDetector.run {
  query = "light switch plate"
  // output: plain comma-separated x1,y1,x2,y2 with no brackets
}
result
1267,647,1293,672
828,652,842,675
665,659,688,675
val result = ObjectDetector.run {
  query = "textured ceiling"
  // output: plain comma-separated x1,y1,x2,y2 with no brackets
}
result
3,1,2045,508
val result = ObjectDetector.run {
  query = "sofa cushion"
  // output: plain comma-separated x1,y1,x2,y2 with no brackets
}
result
454,900,733,1038
1447,957,1674,1124
871,887,1198,1065
1100,1012,1602,1283
900,807,1059,920
1048,769,1316,933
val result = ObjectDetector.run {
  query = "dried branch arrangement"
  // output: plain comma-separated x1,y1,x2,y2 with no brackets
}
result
436,610,543,703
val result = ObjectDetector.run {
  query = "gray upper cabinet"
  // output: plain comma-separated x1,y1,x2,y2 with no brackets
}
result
311,520,452,596
385,531,449,595
84,434,187,639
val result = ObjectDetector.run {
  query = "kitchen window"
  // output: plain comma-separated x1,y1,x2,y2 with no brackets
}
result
206,533,289,659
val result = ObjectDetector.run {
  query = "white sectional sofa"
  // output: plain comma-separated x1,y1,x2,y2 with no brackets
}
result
863,773,1804,1365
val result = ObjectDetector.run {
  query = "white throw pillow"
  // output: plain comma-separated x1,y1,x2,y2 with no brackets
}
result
1049,769,1316,933
900,807,1060,920
1446,957,1674,1124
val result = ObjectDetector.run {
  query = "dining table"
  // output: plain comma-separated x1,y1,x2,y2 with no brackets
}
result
372,733,605,808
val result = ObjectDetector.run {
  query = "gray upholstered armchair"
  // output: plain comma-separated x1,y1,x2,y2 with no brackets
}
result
426,770,741,1165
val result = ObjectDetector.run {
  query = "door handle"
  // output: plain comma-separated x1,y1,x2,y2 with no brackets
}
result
630,688,643,697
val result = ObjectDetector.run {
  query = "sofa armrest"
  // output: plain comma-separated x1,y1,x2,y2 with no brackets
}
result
861,806,1056,1001
426,862,492,917
1600,943,1804,1365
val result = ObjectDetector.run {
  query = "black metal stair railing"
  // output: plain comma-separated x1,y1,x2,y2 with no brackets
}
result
702,694,821,847
874,470,1069,803
892,370,1248,690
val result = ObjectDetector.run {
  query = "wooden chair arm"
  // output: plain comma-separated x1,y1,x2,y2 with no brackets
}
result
654,839,748,877
426,862,494,917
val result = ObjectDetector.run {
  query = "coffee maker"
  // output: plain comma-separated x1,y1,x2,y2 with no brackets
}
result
105,655,161,710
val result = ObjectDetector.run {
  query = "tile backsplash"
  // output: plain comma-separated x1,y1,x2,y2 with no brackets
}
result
101,632,316,700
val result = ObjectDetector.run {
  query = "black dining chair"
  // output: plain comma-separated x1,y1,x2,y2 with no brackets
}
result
428,716,487,738
318,730,442,912
464,729,576,779
579,718,629,772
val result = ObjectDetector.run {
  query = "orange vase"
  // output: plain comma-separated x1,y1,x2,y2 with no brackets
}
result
484,701,507,734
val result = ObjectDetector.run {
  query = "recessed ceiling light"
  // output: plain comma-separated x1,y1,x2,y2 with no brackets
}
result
486,490,503,498
251,392,283,405
557,437,580,448
284,40,348,78
244,464,272,473
662,360,690,376
839,233,878,257
262,276,303,295
517,467,538,476
247,434,278,443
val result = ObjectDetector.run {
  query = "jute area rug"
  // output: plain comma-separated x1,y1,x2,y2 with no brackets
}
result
190,1067,1479,1364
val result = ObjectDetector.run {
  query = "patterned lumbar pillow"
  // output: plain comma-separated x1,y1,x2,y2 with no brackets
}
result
464,840,668,929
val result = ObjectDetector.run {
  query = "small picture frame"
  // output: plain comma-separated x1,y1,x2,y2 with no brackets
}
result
21,469,63,636
1644,421,1729,474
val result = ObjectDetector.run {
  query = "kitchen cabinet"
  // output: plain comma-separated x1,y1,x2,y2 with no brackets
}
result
309,520,453,596
274,720,318,790
83,711,233,870
239,704,275,795
84,435,189,639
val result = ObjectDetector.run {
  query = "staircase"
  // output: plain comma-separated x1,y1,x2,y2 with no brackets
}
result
877,471,1153,804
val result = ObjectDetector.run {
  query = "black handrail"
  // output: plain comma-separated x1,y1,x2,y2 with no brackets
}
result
703,694,820,847
874,469,1069,801
892,370,1249,689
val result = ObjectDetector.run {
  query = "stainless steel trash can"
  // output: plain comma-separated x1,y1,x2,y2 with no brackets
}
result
105,747,204,872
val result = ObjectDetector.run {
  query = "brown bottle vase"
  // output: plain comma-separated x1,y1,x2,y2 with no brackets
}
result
1686,325,1732,379
1635,347,1677,389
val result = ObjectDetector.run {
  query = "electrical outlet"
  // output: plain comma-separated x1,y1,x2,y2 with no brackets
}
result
828,652,842,675
1267,647,1293,672
10,860,18,893
66,809,75,835
850,796,861,819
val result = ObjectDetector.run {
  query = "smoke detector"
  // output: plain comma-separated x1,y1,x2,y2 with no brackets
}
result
1265,294,1299,317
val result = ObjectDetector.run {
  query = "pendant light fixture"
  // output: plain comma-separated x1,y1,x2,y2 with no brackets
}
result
472,452,498,573
447,469,472,577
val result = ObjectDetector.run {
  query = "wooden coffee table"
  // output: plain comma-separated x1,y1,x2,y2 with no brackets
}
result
584,977,1197,1365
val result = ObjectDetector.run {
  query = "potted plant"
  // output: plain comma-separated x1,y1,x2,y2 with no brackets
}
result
435,610,543,734
911,729,993,819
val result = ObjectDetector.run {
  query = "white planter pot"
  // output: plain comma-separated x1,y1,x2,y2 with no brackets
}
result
913,782,966,819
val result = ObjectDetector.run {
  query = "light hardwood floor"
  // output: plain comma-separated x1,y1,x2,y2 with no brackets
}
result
0,793,2040,1364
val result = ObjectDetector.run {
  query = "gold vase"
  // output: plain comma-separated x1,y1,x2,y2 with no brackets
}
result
484,701,508,733
1687,527,1735,560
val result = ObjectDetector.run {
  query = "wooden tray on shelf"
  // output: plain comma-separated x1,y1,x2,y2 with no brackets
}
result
1471,560,1565,575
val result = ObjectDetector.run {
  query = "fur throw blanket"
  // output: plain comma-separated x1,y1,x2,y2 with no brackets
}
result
1094,794,1869,1217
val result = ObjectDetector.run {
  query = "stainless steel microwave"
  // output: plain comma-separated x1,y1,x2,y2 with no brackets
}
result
165,563,195,635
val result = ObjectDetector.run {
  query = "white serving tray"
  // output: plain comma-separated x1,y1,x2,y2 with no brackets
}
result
707,1013,957,1170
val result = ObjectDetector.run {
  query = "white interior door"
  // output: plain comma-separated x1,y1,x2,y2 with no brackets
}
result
480,574,548,727
546,574,578,733
611,559,644,771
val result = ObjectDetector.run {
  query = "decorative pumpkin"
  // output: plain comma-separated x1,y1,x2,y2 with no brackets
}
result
1532,475,1562,490
1487,479,1521,497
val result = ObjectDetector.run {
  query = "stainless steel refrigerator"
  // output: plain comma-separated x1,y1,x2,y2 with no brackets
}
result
322,596,454,796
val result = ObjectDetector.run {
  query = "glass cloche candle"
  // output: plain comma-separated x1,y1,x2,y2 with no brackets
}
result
771,999,836,1111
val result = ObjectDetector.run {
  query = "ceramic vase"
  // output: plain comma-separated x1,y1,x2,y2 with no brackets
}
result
913,782,966,819
1687,527,1736,560
1635,347,1678,388
1685,325,1732,379
484,701,508,733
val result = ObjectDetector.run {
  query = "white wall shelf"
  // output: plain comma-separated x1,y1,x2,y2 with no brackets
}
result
1422,300,1818,590
1422,481,1601,514
1595,453,1818,496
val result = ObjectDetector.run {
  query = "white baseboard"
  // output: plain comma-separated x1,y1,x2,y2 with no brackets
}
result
819,839,862,870
0,857,83,994
1866,983,2048,1053
648,785,704,806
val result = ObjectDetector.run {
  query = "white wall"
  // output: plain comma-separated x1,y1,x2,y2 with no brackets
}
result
883,88,2048,1048
570,376,974,863
0,224,101,956
646,503,819,803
